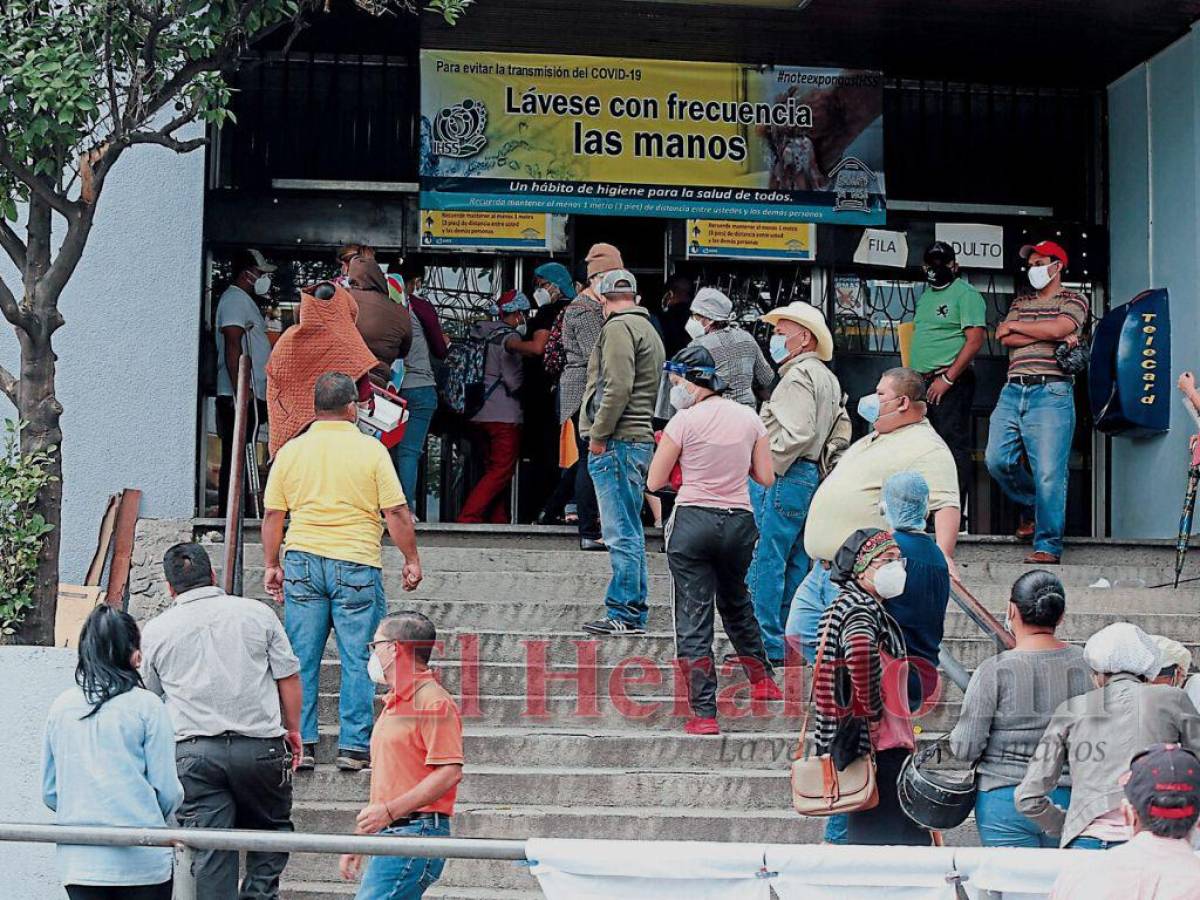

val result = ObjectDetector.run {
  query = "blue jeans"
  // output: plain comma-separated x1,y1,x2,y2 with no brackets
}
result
746,460,819,660
588,439,654,626
356,818,450,899
1067,836,1127,851
784,562,838,663
985,381,1075,556
284,550,385,752
824,814,848,844
975,785,1071,848
391,385,438,508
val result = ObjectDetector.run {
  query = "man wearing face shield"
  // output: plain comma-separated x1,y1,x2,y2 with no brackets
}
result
911,241,988,516
215,248,276,515
986,240,1088,565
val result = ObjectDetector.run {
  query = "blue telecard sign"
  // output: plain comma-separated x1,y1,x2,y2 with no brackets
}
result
1090,287,1171,437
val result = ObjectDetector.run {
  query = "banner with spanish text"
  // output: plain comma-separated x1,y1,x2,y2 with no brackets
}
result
419,50,885,224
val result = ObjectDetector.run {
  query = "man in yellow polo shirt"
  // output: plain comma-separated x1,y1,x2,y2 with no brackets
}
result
262,372,422,771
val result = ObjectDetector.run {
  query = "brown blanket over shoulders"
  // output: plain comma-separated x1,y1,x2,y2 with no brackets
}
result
266,284,378,457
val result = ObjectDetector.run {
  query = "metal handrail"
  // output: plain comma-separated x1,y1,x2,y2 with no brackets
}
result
950,575,1016,651
0,823,528,900
222,355,252,596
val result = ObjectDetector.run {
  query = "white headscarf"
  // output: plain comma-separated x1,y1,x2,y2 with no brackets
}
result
1151,635,1193,675
1084,623,1162,679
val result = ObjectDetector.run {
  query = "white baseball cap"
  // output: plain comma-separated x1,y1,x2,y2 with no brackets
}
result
598,268,638,296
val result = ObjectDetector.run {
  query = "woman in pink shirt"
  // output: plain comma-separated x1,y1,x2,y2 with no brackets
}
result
648,345,781,735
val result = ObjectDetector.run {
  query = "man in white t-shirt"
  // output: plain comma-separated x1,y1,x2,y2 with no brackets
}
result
215,248,275,514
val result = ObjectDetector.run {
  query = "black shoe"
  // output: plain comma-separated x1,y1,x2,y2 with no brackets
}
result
335,749,371,771
579,538,606,551
296,743,317,771
582,618,646,636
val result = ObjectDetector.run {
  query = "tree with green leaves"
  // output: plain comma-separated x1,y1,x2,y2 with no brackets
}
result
0,0,475,645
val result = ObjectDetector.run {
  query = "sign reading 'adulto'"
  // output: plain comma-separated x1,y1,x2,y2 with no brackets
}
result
419,50,885,224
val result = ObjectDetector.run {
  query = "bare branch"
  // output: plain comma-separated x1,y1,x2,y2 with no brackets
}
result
0,219,27,272
126,131,207,153
0,273,27,332
0,141,81,221
0,363,16,406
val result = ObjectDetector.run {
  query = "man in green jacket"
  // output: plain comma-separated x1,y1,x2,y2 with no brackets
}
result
579,267,666,635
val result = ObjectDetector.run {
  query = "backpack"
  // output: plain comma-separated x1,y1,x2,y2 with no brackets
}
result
543,308,568,379
436,327,514,418
819,393,852,480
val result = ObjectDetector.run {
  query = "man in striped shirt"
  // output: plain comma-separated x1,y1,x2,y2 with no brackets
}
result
985,240,1088,565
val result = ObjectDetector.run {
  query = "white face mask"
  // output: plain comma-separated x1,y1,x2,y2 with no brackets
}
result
670,383,697,411
1028,263,1055,291
253,274,272,296
873,560,907,600
515,321,528,338
533,287,552,307
367,651,388,685
684,318,706,340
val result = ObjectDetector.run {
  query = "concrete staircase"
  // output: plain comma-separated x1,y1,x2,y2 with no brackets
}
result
210,529,1200,899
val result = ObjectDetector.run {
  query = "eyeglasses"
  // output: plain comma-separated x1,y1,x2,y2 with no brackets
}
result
367,639,396,652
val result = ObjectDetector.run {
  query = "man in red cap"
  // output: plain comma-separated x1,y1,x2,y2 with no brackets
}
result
985,240,1088,564
1051,743,1200,898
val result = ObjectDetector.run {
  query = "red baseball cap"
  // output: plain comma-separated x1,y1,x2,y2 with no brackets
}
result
1019,240,1069,268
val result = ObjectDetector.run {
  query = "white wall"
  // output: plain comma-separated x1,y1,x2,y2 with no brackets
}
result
0,140,204,579
1107,24,1200,538
0,647,78,898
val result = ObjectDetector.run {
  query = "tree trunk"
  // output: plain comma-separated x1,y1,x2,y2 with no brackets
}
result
14,327,62,646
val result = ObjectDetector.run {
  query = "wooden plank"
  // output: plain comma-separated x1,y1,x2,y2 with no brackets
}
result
84,493,120,587
104,489,142,609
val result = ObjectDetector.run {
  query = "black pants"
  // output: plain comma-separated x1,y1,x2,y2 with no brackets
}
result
67,884,172,900
176,734,294,900
542,461,578,521
666,505,771,718
846,748,932,846
572,411,601,540
216,396,269,516
925,367,975,513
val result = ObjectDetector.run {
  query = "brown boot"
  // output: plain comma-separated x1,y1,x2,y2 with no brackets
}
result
1024,550,1060,565
1014,520,1035,542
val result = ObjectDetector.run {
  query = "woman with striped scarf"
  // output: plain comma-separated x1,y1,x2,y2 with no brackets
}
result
811,527,932,846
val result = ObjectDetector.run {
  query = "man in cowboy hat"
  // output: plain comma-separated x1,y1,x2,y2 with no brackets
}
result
745,301,843,665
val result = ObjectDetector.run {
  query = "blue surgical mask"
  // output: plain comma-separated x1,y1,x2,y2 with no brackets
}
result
857,393,880,425
769,334,791,363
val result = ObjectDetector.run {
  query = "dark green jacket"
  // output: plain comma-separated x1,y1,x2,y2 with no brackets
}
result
580,306,665,443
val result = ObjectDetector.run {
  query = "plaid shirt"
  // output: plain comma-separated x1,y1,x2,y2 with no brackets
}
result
693,326,776,408
558,292,605,424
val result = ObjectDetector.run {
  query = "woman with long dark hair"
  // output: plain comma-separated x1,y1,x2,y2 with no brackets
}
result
42,605,183,899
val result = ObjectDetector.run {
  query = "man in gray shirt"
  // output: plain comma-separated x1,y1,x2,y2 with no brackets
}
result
141,542,301,900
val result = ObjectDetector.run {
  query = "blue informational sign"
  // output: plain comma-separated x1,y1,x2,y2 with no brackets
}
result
1090,288,1171,437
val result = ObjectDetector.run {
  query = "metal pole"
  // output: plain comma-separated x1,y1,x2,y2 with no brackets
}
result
949,577,1015,652
223,356,252,594
174,846,197,900
938,647,972,693
0,823,528,861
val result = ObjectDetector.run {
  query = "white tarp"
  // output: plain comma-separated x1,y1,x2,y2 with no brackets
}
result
528,838,770,900
768,844,960,900
954,846,1073,899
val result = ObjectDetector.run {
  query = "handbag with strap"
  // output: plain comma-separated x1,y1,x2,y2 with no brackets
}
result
791,611,879,817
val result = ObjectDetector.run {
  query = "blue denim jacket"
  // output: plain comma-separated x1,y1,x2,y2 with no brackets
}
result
42,686,183,886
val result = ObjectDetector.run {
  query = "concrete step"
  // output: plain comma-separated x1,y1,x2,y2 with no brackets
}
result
281,878,542,900
285,854,539,892
290,801,982,848
317,629,1006,668
314,691,961,734
305,727,962,771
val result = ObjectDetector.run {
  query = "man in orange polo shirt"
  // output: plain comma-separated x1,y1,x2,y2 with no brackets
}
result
338,612,464,899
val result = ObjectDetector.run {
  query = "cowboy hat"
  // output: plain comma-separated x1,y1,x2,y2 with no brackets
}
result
760,301,834,362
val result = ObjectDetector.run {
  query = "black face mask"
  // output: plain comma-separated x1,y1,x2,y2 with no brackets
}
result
925,265,955,289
